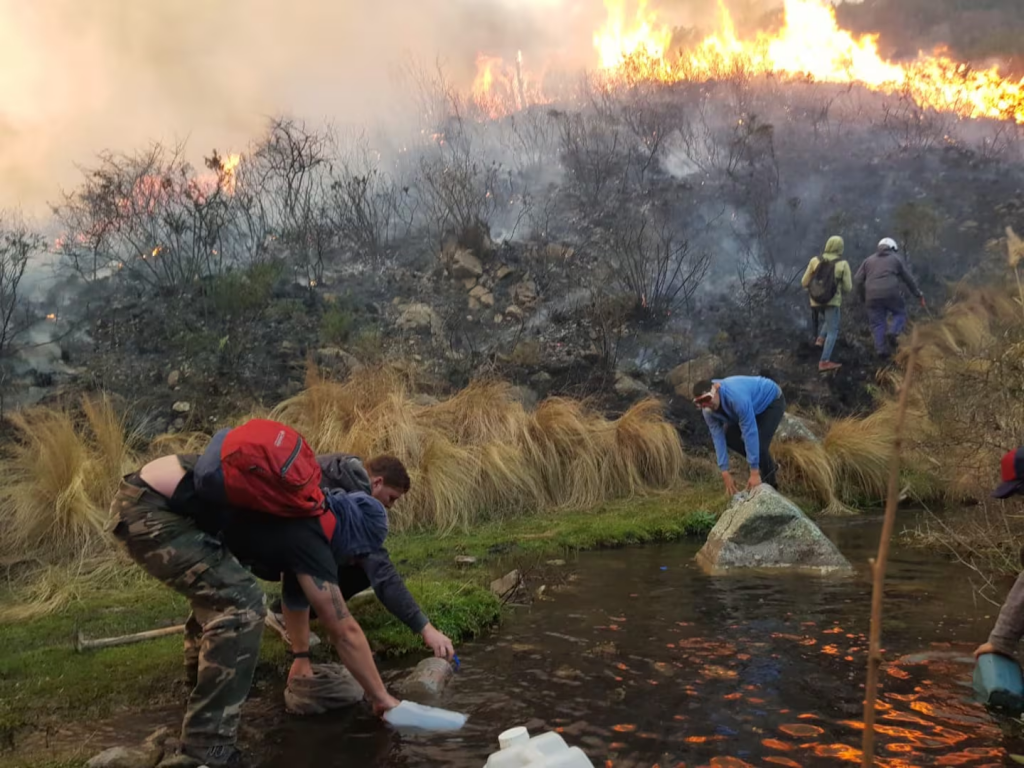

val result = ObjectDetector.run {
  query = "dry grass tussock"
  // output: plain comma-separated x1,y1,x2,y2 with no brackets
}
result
0,396,140,565
778,285,1024,509
273,367,689,532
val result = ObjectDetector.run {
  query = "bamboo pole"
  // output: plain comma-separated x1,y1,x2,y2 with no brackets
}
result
861,327,921,767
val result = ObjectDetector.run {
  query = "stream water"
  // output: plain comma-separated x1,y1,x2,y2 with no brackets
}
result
260,515,1020,767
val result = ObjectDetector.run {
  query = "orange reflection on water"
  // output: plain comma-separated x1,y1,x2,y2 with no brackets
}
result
709,758,755,767
611,724,636,733
885,666,912,680
807,743,862,763
763,758,801,768
821,644,840,655
779,724,825,738
761,738,792,751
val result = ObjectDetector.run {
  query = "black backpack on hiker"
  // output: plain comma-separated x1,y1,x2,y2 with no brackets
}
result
808,259,838,304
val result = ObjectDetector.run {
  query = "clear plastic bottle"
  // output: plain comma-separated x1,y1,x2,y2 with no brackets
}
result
383,700,468,732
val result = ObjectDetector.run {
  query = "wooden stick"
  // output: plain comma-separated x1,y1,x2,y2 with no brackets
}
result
861,327,921,767
75,623,186,652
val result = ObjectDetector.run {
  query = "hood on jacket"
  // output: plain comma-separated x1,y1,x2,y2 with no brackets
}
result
821,235,845,261
317,453,372,494
329,491,389,557
876,246,897,258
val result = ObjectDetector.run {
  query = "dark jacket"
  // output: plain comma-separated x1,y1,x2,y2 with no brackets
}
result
314,452,428,633
854,248,922,304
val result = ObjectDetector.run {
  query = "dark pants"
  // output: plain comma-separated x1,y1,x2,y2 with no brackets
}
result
867,296,907,354
110,479,265,752
270,565,369,619
724,394,786,488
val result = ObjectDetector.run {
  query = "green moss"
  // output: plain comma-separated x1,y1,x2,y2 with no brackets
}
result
0,486,720,740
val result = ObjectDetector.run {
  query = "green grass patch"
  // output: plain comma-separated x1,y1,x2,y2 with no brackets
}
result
0,487,720,741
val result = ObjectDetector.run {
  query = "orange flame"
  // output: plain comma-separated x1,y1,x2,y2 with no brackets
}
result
593,0,1024,124
471,51,546,119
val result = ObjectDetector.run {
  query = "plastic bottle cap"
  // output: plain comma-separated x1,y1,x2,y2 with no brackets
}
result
498,726,530,749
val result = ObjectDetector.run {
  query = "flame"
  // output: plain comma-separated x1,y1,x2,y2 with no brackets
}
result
593,0,1024,124
220,152,241,195
470,51,546,119
45,313,56,321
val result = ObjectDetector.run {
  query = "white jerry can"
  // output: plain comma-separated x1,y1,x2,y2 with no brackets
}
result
484,726,595,768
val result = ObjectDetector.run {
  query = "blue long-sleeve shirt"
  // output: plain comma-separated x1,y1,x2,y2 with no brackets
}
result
701,376,782,471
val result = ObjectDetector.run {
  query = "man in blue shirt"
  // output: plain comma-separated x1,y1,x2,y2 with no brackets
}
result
692,376,786,495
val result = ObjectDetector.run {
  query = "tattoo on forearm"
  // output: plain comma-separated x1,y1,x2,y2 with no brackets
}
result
328,584,350,620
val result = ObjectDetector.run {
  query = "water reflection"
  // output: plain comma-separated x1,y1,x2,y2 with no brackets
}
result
260,516,1015,767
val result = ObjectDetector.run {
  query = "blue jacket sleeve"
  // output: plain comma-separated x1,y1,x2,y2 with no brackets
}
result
361,549,429,634
703,411,730,471
735,396,762,470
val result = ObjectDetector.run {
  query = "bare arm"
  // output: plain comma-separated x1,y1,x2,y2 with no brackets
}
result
296,573,399,714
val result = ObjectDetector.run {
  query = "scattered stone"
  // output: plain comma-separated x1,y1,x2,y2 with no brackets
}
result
450,249,484,279
315,347,363,373
490,569,521,597
544,243,574,261
508,385,539,410
468,296,481,311
469,284,488,299
505,305,525,322
494,313,504,324
479,292,496,307
695,485,854,575
613,372,649,398
171,401,191,414
546,559,566,567
397,303,441,334
776,413,819,443
86,742,163,768
170,417,185,432
166,370,180,388
496,265,514,280
666,354,723,397
530,371,553,386
455,556,477,566
535,584,548,600
512,280,539,307
462,277,478,290
395,657,455,697
412,393,441,407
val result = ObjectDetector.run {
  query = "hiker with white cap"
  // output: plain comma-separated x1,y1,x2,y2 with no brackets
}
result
854,237,926,359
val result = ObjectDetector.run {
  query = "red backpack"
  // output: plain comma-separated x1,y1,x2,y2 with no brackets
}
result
215,419,325,516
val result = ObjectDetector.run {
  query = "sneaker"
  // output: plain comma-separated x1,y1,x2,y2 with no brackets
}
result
265,611,321,647
814,337,824,347
818,361,842,372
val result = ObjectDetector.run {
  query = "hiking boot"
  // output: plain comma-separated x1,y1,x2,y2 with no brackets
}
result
814,337,824,347
818,361,842,372
265,611,321,647
178,744,248,768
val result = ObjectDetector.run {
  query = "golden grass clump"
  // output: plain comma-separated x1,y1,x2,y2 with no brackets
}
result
0,396,138,563
270,366,687,532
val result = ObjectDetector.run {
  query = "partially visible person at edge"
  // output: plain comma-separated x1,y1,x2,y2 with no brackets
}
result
854,237,925,360
801,235,853,373
108,450,400,768
975,447,1024,661
692,376,786,497
264,453,456,662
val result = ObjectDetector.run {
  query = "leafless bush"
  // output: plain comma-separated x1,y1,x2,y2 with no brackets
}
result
880,86,957,153
417,109,501,248
502,108,559,174
610,212,710,326
246,118,335,287
591,81,675,185
54,143,238,290
554,110,626,214
0,216,43,412
327,138,414,268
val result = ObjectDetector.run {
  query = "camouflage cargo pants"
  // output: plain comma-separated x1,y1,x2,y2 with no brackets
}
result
109,478,265,751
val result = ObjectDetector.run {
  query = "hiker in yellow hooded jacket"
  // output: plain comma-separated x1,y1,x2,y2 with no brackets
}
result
801,235,853,372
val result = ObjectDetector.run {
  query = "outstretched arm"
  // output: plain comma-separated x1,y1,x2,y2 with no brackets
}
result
296,573,400,715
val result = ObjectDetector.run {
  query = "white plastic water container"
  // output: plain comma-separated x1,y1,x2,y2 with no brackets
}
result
383,700,468,732
484,726,594,768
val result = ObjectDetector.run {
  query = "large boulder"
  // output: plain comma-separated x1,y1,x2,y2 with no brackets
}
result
775,413,820,443
397,303,441,334
449,249,484,279
696,486,853,575
666,355,722,397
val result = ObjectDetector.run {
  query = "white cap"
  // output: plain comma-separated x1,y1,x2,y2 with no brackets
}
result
878,237,899,251
499,726,530,749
